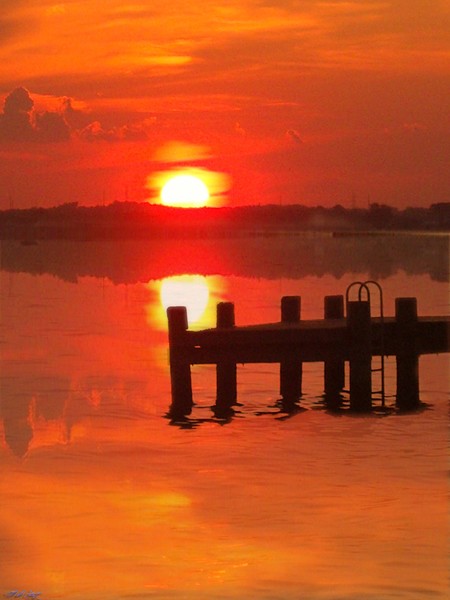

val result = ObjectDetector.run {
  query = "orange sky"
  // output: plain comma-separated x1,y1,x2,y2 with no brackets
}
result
0,0,449,208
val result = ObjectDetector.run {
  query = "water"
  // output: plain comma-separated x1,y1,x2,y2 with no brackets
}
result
0,235,448,600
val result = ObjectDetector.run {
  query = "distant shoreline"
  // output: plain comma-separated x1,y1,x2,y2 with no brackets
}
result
331,230,449,238
0,201,449,241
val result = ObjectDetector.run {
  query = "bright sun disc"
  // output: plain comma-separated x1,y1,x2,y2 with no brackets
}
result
161,174,209,208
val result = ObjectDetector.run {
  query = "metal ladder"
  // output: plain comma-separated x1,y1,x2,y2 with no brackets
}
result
345,280,386,406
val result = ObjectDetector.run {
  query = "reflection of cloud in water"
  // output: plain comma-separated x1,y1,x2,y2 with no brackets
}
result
0,374,154,456
0,376,71,456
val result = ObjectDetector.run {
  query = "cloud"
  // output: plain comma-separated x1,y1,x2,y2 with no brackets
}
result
0,87,35,141
35,111,71,142
0,87,155,144
153,141,212,162
402,122,427,133
60,96,89,129
3,86,34,115
78,119,153,142
287,129,303,144
0,87,70,143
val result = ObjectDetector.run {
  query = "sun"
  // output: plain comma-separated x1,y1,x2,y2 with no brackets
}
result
160,174,210,208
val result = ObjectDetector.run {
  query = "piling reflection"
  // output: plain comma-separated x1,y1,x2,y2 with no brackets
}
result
167,396,307,429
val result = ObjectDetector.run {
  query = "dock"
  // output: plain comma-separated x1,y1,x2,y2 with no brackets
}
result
166,283,449,417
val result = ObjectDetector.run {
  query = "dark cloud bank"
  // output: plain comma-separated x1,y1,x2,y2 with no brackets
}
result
0,87,152,143
0,87,70,142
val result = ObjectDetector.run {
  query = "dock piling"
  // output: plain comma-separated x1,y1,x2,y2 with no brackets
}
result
324,295,345,406
215,302,237,414
395,297,420,410
279,296,302,403
347,300,372,412
167,306,193,416
281,295,301,322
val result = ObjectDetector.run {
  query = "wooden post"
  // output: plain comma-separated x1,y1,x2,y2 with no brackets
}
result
281,295,301,322
395,297,420,410
215,302,237,415
279,296,302,403
324,295,345,406
347,300,372,412
167,306,193,416
217,301,235,329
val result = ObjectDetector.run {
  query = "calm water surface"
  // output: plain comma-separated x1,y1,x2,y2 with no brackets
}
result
0,236,448,600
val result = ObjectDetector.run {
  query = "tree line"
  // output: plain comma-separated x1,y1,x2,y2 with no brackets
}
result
0,201,449,240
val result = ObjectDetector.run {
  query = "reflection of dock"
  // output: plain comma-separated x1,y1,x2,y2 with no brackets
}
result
167,289,449,417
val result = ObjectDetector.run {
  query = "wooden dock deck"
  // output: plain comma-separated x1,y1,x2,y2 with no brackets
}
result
180,316,448,364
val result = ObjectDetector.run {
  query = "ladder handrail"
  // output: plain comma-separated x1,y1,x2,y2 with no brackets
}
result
345,280,371,305
345,280,386,405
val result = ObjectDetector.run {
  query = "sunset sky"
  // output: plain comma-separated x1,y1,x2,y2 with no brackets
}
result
0,0,449,209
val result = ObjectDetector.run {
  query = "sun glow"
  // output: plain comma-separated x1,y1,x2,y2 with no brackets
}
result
160,174,209,208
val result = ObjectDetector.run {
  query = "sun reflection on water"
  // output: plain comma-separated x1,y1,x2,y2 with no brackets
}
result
146,274,227,331
161,275,209,323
